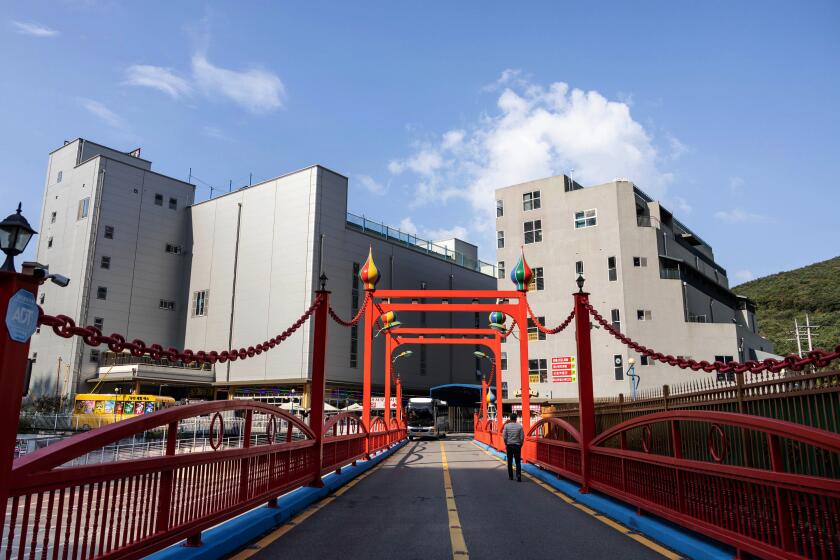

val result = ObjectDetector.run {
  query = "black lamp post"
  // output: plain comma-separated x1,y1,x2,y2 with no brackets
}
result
576,274,586,293
0,203,37,272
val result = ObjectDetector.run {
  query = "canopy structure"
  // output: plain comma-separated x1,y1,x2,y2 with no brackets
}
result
341,403,364,412
429,384,482,407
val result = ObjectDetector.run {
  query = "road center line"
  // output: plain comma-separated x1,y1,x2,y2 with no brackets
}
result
439,441,469,558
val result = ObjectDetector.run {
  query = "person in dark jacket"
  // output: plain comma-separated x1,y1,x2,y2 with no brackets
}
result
502,413,524,481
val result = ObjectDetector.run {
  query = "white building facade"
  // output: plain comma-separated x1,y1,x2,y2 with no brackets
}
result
495,175,773,400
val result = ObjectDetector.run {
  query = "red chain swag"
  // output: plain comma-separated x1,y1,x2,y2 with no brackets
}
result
525,300,575,334
328,292,371,326
585,303,840,374
37,293,325,365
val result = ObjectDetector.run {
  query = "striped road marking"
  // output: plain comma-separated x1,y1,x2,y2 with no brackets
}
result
440,441,469,558
473,442,682,560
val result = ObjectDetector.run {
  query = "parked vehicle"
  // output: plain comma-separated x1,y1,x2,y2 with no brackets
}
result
407,398,448,440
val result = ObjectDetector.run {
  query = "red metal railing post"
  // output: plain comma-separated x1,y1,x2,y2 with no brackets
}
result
671,420,685,514
493,335,503,435
768,434,794,552
0,271,40,532
361,294,374,435
239,409,253,499
155,421,178,533
309,290,329,487
480,376,487,420
396,376,402,426
573,289,594,493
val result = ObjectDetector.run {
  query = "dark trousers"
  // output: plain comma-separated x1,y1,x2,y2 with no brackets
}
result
506,444,522,480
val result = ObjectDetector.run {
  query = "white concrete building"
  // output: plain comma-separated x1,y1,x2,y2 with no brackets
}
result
27,140,496,404
495,175,773,400
28,139,195,398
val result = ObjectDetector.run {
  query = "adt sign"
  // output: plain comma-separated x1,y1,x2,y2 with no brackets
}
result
6,289,38,343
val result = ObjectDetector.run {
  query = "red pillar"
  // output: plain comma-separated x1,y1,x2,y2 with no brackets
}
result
396,377,402,425
309,290,329,486
573,290,595,493
480,377,487,420
361,294,374,430
384,335,392,425
0,272,40,532
493,336,503,429
517,298,531,436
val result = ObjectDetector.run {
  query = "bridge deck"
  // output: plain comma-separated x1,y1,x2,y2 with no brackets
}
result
230,436,678,560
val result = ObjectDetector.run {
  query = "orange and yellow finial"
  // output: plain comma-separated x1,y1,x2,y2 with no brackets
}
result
359,246,380,291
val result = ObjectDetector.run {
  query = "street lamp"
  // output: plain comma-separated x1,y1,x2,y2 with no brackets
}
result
0,203,37,272
158,383,168,396
576,274,586,293
626,358,640,401
290,388,296,416
473,351,496,415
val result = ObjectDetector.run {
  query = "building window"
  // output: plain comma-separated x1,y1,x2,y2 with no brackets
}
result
575,260,584,277
47,237,53,248
527,317,546,341
50,211,56,224
169,197,178,210
714,355,734,364
104,226,114,239
637,309,652,321
159,299,176,311
608,256,617,281
97,286,107,300
528,267,544,291
574,209,597,229
523,220,542,244
496,199,504,217
154,193,163,206
640,355,651,366
497,231,505,249
350,263,360,368
497,261,505,280
100,256,111,269
193,290,208,317
39,293,45,304
523,191,541,211
529,358,548,383
77,197,90,220
611,309,621,332
165,243,182,254
502,382,508,399
614,355,624,380
90,350,100,364
501,352,508,371
56,171,63,183
633,256,648,267
94,317,104,331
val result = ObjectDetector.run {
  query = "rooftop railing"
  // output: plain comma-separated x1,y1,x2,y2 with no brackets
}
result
346,212,496,276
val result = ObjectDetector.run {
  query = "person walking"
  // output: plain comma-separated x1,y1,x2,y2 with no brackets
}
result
502,413,524,482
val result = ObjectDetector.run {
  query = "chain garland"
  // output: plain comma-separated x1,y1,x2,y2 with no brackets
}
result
585,303,840,374
525,300,576,334
37,293,324,365
328,292,371,326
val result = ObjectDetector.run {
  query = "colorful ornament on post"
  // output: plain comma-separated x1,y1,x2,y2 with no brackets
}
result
510,247,532,292
486,389,496,404
376,310,401,336
359,246,380,291
489,311,507,332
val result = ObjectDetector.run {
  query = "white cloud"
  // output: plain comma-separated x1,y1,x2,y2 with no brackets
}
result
667,135,689,160
714,209,769,224
425,225,468,241
357,175,387,195
192,53,285,113
729,176,745,193
80,99,126,129
734,270,754,284
201,125,228,140
11,21,58,37
387,72,678,245
124,65,192,99
399,217,418,235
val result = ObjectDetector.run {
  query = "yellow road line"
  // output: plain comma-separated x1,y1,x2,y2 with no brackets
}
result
472,442,681,560
229,449,399,560
440,441,469,558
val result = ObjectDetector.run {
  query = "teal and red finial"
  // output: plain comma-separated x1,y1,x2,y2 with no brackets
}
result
510,247,532,291
486,389,496,404
376,310,402,336
489,311,506,332
359,246,380,291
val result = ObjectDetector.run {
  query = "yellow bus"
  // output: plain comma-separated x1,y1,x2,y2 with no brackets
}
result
72,394,176,429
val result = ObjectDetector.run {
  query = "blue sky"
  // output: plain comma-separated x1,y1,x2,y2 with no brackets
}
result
1,1,838,284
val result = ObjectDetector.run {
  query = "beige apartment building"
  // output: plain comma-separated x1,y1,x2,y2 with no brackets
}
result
495,175,773,400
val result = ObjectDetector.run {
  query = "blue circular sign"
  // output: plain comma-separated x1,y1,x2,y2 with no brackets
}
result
6,289,39,343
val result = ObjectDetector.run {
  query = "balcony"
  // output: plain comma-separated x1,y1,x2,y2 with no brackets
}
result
346,212,496,276
636,215,661,228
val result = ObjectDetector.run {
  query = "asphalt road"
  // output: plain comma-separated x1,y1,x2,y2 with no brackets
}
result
235,435,676,560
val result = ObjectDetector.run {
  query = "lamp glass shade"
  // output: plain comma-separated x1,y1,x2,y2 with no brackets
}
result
0,227,14,252
13,229,33,252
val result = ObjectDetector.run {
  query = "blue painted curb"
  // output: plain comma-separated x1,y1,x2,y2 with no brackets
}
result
472,440,733,560
148,440,408,560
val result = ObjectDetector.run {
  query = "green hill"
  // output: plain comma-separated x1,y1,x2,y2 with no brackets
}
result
733,256,840,356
